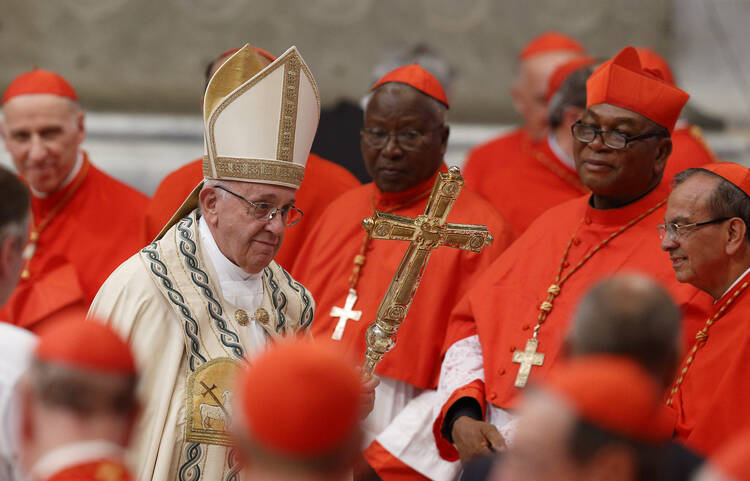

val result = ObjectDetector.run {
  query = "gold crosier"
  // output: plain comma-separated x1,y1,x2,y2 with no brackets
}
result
361,167,495,374
666,278,750,406
329,187,433,341
21,159,90,280
512,198,667,388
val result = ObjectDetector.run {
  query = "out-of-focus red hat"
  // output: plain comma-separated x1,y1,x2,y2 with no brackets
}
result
519,31,586,60
235,339,361,458
34,317,135,375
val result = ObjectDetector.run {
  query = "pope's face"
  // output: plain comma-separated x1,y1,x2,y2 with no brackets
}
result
1,94,84,194
362,84,448,193
661,174,729,297
573,103,669,201
201,181,295,274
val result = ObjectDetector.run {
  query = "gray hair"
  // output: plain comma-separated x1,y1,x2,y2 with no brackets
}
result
548,63,596,130
673,168,750,241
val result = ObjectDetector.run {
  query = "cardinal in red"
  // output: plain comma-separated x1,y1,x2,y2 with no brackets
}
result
661,162,750,456
292,64,514,480
432,46,713,465
0,69,148,332
19,316,138,481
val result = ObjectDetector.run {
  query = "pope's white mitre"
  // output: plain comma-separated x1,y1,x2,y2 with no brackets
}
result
203,44,320,188
154,45,320,241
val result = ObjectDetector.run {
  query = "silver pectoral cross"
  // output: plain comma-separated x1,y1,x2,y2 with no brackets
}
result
512,338,545,388
330,288,363,340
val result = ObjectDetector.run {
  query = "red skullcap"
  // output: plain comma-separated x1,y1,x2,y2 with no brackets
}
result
711,430,750,481
371,64,449,108
542,355,674,444
219,46,276,63
34,317,135,375
635,47,676,87
519,31,586,60
546,56,596,102
701,162,750,198
3,68,78,105
235,339,361,457
586,46,689,132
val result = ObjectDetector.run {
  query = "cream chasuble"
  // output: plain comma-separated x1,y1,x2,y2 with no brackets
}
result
88,210,314,481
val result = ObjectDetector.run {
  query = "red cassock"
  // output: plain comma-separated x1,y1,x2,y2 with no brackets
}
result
671,269,750,456
42,459,135,481
0,153,148,333
462,127,588,235
432,181,714,460
292,167,515,390
462,125,716,237
141,153,359,271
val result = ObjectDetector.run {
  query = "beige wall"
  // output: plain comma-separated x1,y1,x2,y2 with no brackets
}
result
0,0,670,121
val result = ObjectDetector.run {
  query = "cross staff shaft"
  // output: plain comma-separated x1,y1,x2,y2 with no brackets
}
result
361,167,494,374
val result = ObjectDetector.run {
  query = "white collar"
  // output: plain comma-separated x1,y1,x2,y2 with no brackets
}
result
30,150,84,199
199,216,262,283
29,440,124,481
547,133,576,172
717,266,750,301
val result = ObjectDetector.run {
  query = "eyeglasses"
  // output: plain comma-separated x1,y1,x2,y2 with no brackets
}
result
214,185,303,226
360,126,443,151
571,121,667,150
657,217,731,241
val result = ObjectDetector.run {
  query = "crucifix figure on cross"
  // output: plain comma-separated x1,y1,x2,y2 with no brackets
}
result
360,166,494,374
330,288,363,340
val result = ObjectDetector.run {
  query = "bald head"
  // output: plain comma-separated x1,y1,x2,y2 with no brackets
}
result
567,274,681,389
512,50,582,142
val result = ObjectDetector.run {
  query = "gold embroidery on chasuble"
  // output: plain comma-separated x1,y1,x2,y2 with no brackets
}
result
185,358,242,447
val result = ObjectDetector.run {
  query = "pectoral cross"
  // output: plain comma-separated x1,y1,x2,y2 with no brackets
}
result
330,288,363,340
361,166,494,374
512,338,545,388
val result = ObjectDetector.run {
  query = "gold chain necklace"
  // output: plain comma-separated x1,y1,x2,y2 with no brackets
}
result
21,159,90,280
666,278,750,406
512,197,668,387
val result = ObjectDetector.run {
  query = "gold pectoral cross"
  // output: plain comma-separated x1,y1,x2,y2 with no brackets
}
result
512,338,545,388
330,288,363,340
361,166,495,374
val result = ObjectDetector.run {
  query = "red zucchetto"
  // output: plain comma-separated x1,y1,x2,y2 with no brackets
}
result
234,339,361,458
519,31,586,60
2,68,78,105
586,46,689,133
701,162,750,197
371,64,450,108
546,56,596,102
34,316,135,375
541,355,674,444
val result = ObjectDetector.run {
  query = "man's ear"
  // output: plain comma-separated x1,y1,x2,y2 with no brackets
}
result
439,125,450,156
726,218,747,256
75,110,86,145
199,186,220,226
653,137,672,177
0,119,8,148
562,106,583,129
587,445,637,481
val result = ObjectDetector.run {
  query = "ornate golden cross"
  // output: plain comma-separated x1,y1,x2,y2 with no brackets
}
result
512,338,545,388
330,288,363,340
361,167,494,374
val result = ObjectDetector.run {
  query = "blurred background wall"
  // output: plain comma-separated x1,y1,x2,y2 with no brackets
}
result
1,0,748,193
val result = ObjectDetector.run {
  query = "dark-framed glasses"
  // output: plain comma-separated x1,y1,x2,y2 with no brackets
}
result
571,121,668,150
657,217,731,241
215,185,303,226
361,126,443,151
